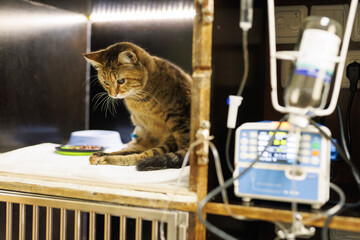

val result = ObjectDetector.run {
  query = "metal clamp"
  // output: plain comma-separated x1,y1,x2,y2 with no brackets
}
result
276,213,316,239
195,120,213,165
197,0,214,24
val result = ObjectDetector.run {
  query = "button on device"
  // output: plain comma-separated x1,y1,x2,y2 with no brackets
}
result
286,153,297,160
249,146,257,152
258,140,267,146
240,152,248,159
258,146,265,151
258,134,269,141
300,142,311,149
302,134,312,141
299,156,310,164
311,156,320,165
249,139,257,145
300,149,311,156
287,142,297,148
312,150,319,156
249,131,258,138
248,153,257,159
240,138,248,145
240,145,248,152
286,148,297,153
312,142,320,149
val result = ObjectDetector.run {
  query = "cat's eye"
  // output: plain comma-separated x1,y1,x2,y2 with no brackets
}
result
117,78,125,84
103,81,109,86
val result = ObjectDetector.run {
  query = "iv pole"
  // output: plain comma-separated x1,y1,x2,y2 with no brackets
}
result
267,0,359,238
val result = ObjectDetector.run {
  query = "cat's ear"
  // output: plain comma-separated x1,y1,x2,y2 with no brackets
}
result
83,51,104,67
118,51,138,64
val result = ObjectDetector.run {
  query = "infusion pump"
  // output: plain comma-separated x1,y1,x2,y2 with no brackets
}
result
233,121,331,209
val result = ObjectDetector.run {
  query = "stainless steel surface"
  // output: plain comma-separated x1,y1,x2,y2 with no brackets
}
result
0,0,88,152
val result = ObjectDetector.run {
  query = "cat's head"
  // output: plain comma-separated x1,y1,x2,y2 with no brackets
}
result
84,42,150,99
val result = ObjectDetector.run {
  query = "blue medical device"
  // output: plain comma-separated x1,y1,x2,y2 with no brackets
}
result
233,121,331,209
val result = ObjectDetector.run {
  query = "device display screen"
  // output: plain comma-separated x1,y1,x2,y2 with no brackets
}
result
257,130,297,164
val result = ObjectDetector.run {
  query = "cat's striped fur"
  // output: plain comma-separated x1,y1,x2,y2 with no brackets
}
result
84,42,191,171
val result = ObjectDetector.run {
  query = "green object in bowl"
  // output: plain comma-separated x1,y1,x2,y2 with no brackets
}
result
55,145,104,156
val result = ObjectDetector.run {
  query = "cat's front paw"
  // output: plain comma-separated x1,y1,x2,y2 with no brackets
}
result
89,152,108,165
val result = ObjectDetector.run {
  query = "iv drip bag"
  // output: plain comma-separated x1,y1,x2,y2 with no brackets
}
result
284,16,342,110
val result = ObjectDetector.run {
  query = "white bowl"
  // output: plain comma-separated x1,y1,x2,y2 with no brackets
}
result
67,130,123,149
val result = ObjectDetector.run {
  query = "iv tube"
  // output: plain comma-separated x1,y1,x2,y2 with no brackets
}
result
226,2,252,129
226,0,254,172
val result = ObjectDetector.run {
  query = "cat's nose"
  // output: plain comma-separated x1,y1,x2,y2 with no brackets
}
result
109,92,117,98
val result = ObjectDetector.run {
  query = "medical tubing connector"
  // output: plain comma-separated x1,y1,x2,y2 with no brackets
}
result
239,0,254,31
227,95,243,129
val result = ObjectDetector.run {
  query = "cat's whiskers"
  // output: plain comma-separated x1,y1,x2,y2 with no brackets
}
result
92,92,120,117
92,92,108,111
111,98,120,115
104,96,121,117
82,75,99,87
100,96,110,117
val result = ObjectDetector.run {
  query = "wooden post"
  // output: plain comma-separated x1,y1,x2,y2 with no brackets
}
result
189,0,214,239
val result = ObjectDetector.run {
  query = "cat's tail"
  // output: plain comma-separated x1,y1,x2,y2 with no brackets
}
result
136,149,188,171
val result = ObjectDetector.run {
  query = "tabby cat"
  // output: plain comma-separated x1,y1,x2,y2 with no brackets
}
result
84,42,192,171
